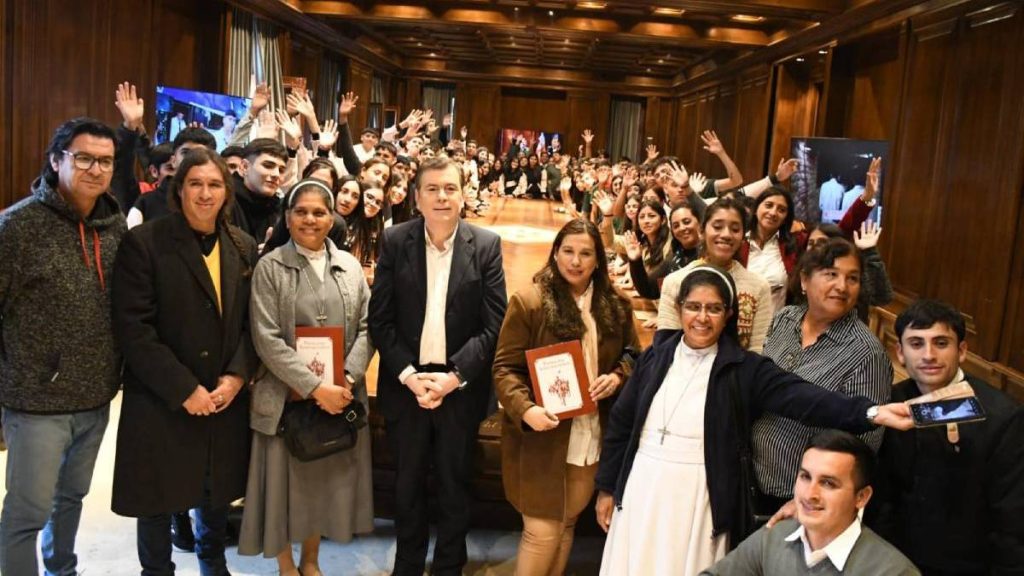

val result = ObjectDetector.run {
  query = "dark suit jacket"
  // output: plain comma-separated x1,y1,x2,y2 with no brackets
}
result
110,212,258,517
368,218,507,423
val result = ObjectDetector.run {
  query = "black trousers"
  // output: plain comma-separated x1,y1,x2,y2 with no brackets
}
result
386,398,478,576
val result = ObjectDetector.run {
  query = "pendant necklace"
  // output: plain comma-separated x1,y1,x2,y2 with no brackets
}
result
300,257,328,325
657,352,709,445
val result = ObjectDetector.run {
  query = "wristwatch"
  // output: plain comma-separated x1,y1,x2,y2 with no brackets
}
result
452,367,469,391
866,405,880,424
345,372,357,388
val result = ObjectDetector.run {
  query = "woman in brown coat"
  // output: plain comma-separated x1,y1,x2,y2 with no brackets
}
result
493,218,639,576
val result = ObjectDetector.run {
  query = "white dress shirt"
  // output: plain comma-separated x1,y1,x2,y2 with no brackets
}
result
746,233,788,314
398,223,459,383
785,518,863,570
566,283,601,466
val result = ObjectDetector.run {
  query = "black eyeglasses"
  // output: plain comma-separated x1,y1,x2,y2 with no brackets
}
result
62,151,114,172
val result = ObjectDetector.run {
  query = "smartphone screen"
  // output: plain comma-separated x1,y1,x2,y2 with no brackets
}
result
910,397,986,427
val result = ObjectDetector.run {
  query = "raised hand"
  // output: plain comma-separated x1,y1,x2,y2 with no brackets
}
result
338,91,359,119
688,172,708,195
582,129,595,144
317,119,339,150
668,160,689,189
187,121,205,129
623,230,642,262
460,125,468,140
254,109,278,140
863,157,882,203
701,129,724,155
289,91,317,123
442,112,452,127
853,221,882,250
401,109,423,129
593,190,614,216
114,82,145,132
250,82,271,114
275,109,302,149
645,143,660,161
776,157,799,182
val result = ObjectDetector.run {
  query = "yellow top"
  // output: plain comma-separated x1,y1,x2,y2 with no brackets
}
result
202,239,222,314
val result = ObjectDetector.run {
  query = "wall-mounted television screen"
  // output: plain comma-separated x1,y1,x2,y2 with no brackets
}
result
154,85,251,151
498,129,564,157
789,137,889,225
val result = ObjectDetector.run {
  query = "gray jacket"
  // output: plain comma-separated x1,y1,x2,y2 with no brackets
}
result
248,240,373,436
0,177,127,413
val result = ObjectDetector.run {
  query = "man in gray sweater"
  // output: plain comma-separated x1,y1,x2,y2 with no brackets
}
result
0,117,126,574
702,430,919,576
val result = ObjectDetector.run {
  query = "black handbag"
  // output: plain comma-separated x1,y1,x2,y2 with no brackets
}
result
727,369,771,540
277,399,367,462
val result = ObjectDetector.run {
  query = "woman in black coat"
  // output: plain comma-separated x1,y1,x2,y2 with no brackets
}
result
111,147,258,575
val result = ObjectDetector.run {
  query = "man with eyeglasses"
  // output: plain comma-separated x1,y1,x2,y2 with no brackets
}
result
0,117,127,574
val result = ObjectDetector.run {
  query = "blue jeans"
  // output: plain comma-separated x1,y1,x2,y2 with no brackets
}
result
0,405,110,576
137,500,229,575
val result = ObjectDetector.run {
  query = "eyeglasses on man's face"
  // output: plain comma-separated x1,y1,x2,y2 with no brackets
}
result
63,150,115,173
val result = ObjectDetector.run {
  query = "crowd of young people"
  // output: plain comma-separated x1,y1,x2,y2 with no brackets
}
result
0,79,1020,576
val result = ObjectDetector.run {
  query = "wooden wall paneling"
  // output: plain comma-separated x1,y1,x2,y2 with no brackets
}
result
347,61,372,133
768,62,820,177
735,72,772,182
566,91,610,158
403,78,421,113
692,90,716,176
931,5,1024,359
1002,186,1024,374
712,84,739,186
843,31,905,140
456,83,501,150
499,89,569,148
654,97,677,154
883,18,955,302
675,96,700,169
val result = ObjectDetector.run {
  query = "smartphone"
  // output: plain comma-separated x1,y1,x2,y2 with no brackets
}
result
910,397,986,427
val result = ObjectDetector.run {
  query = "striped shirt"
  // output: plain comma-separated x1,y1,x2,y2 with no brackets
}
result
753,305,892,498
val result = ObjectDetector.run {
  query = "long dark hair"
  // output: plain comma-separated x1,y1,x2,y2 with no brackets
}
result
387,172,414,225
261,178,336,257
533,219,630,340
167,148,252,275
637,198,669,270
751,187,797,255
349,185,385,265
302,157,340,196
676,266,740,344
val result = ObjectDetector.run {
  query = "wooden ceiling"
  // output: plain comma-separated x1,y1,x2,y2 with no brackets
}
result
293,0,848,80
